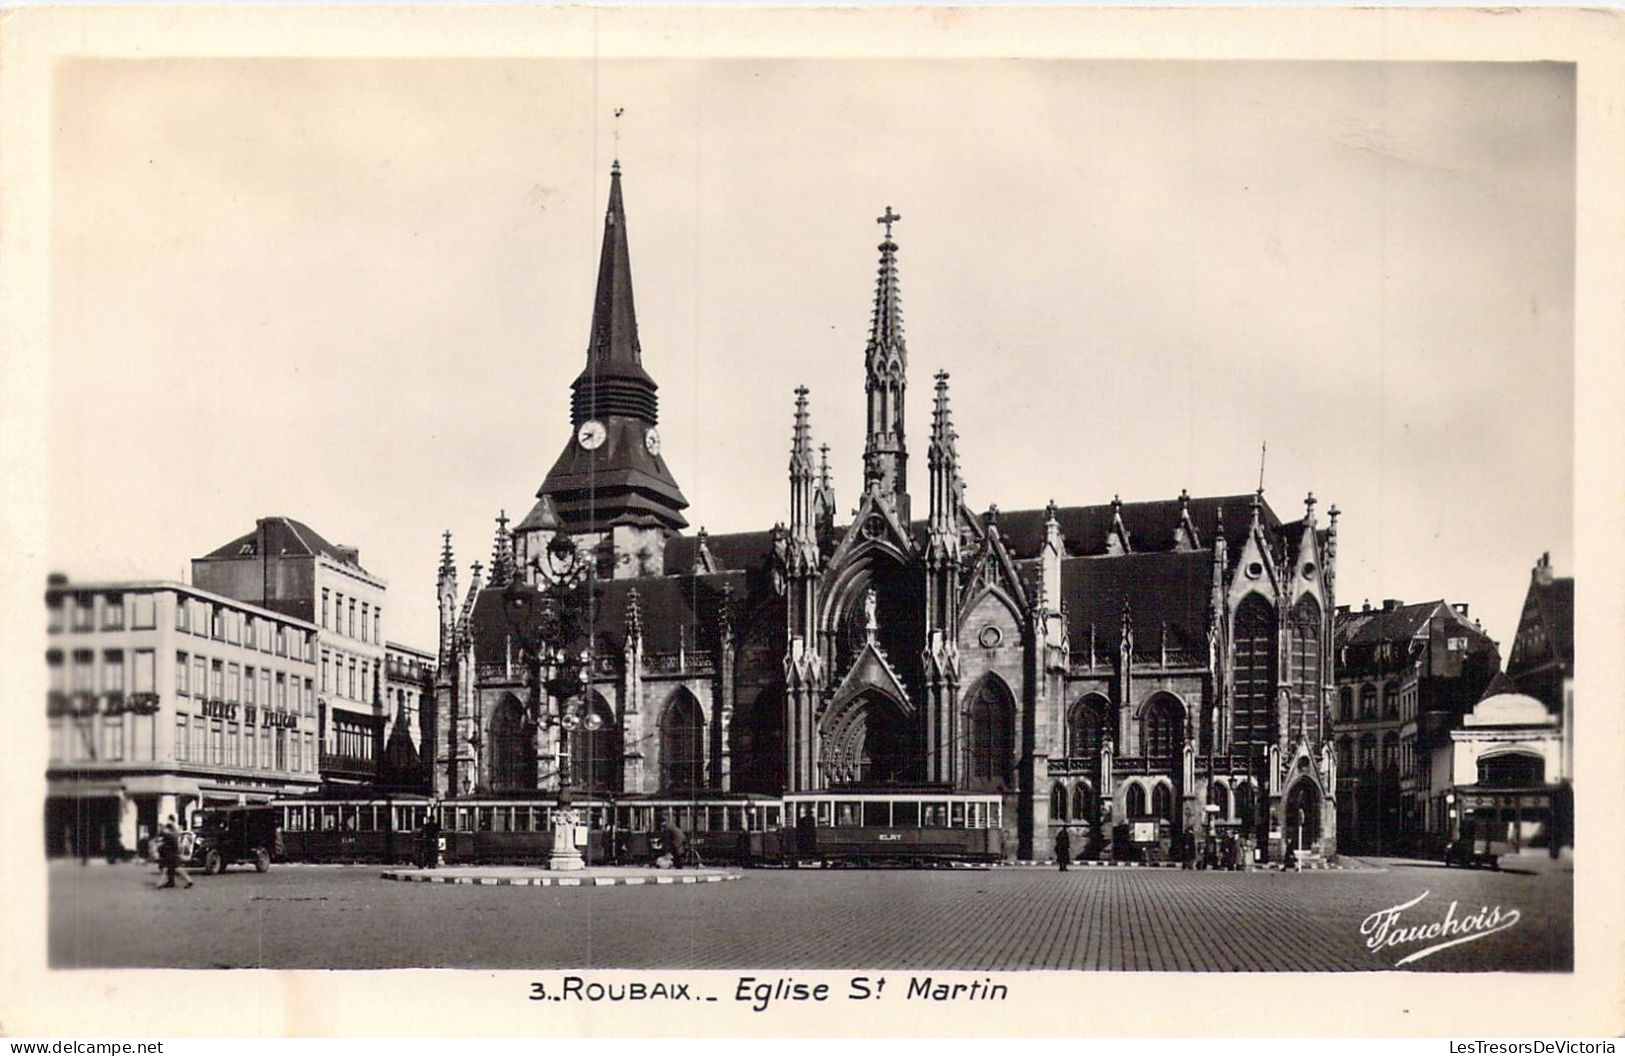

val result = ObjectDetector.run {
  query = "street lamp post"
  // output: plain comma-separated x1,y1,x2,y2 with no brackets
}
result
500,534,595,871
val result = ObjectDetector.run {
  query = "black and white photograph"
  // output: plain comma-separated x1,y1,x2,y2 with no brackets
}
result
4,4,1621,1041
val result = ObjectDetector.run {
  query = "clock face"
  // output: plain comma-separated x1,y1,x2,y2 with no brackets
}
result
577,420,607,451
643,427,661,456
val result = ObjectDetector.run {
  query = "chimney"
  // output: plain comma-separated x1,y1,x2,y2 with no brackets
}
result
47,572,69,587
1452,603,1469,618
337,545,361,566
1533,552,1553,586
1382,598,1403,612
1362,599,1372,612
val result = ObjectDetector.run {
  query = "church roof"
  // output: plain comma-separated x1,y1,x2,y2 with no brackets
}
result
1334,600,1452,648
1526,574,1574,671
665,530,777,573
1059,550,1214,651
987,494,1281,561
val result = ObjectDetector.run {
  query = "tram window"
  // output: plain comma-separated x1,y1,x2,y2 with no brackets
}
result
924,802,949,827
766,806,781,830
892,801,919,827
321,807,337,832
863,802,890,827
951,802,966,828
991,803,1002,828
286,808,304,833
708,806,725,832
833,801,856,826
457,808,473,832
358,808,374,832
476,808,492,831
816,801,831,826
966,803,981,829
491,809,507,833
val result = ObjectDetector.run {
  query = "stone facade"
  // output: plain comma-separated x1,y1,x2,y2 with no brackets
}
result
433,167,1341,861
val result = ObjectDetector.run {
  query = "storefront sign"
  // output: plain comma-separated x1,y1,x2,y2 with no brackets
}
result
261,708,298,729
201,699,238,720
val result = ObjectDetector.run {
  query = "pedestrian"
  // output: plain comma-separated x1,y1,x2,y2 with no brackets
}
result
1054,826,1072,872
421,810,442,869
155,816,192,890
662,816,687,869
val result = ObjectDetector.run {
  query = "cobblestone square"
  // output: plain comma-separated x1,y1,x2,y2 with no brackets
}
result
49,858,1570,972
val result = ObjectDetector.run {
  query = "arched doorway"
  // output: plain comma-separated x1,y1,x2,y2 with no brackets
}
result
1285,779,1322,851
660,691,704,792
822,690,915,786
487,693,535,792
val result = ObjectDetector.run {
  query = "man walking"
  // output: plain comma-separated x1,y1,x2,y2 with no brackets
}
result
155,816,192,889
1054,826,1072,872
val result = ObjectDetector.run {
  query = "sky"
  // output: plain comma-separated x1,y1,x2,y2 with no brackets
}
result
49,58,1575,653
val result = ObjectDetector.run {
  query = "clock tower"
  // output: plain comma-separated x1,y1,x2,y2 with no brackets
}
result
531,162,690,580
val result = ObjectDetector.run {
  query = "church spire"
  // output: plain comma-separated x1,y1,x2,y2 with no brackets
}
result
863,206,909,521
926,370,960,562
538,161,689,536
788,387,820,571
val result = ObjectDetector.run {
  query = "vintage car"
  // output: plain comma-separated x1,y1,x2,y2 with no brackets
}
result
187,805,282,874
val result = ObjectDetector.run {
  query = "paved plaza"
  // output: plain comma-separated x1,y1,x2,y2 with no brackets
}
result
48,858,1570,972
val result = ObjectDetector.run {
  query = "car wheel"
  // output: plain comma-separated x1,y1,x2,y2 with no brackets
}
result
204,850,223,875
255,849,271,873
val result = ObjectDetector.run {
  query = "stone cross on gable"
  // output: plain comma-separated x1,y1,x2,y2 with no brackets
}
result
877,206,901,239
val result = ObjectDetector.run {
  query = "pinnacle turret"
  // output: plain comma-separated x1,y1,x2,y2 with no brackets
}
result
862,207,909,519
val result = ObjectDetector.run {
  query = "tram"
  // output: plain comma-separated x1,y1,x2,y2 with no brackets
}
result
265,788,1008,868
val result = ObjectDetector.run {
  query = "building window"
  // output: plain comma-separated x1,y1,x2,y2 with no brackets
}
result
176,653,190,696
347,658,356,700
374,609,381,644
321,589,330,629
303,678,315,717
1338,737,1353,773
1360,683,1377,718
1478,751,1544,788
175,600,190,633
347,598,355,638
211,660,224,701
568,696,622,793
261,670,272,709
1125,783,1147,818
244,666,257,705
966,677,1015,790
290,731,302,772
72,595,95,632
227,663,240,703
1232,594,1276,747
103,716,124,761
71,649,94,691
175,715,189,761
659,691,705,793
1067,694,1109,762
228,721,241,767
1050,783,1068,821
193,657,207,701
1072,783,1092,823
276,673,287,709
1338,687,1353,723
211,606,225,640
47,596,64,634
1142,693,1184,761
361,603,369,643
1289,596,1322,734
1381,732,1399,772
191,718,206,764
1359,733,1376,772
321,652,330,693
102,650,125,692
132,650,155,694
1383,681,1400,718
131,594,156,629
103,595,125,630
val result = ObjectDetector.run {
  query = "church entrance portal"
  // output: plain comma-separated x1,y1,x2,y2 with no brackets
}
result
821,690,918,787
1285,779,1322,852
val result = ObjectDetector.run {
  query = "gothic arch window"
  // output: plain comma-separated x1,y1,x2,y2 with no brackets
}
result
1383,680,1401,718
1360,683,1377,718
1050,783,1068,821
1208,781,1231,819
1289,596,1322,736
1067,694,1109,762
1072,783,1092,823
1151,782,1175,823
660,691,704,793
1141,693,1185,762
487,693,534,793
966,676,1015,792
568,694,622,793
1125,782,1147,818
1235,781,1255,825
1477,751,1544,788
1233,594,1277,748
1338,737,1354,773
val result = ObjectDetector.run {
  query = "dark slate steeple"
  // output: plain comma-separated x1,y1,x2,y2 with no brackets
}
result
538,163,689,533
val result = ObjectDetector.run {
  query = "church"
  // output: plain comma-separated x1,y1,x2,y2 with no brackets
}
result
432,162,1340,862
